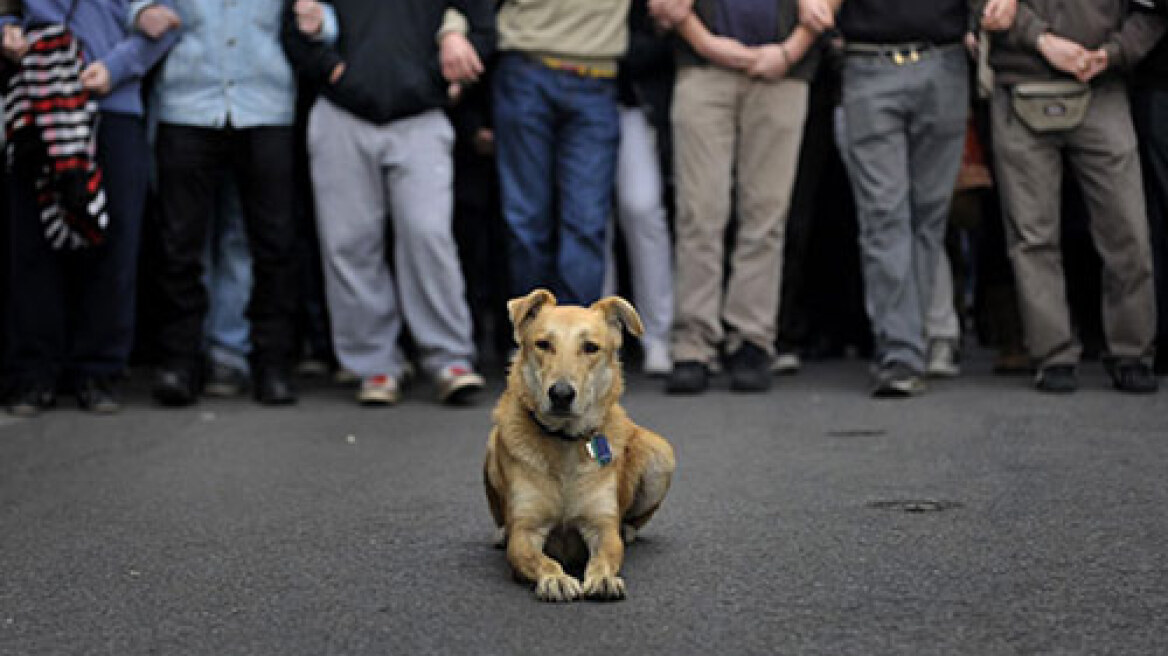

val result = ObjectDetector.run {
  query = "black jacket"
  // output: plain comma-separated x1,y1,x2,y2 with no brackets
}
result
281,0,495,125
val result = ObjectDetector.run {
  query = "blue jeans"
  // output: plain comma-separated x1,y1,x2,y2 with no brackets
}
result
202,175,253,373
493,53,619,305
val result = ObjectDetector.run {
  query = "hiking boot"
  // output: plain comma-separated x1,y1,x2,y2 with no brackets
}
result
204,361,249,398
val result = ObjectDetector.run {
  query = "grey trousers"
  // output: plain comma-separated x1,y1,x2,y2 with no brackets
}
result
671,66,808,363
992,80,1155,368
840,46,969,372
307,98,476,379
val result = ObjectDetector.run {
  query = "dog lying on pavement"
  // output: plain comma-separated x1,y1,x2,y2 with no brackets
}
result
484,289,676,602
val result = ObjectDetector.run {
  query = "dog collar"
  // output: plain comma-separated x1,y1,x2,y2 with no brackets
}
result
528,410,590,442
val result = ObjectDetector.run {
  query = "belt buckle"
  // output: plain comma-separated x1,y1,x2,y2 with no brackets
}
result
892,47,921,66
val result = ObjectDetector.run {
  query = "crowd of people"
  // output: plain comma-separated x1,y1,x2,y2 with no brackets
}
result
1,0,1166,418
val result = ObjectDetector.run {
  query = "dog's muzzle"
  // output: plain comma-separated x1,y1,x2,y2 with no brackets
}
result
547,380,576,413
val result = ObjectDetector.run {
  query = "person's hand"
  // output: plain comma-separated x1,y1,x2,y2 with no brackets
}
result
981,0,1017,32
440,32,483,84
1037,33,1091,80
798,0,835,33
80,62,112,96
1079,49,1109,83
328,62,345,85
135,4,182,40
473,128,494,156
647,0,693,30
293,0,324,37
964,31,979,58
2,24,27,62
747,43,791,80
699,35,760,70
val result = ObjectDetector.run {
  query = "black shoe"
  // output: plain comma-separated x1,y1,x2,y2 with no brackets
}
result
8,382,55,417
1035,364,1077,394
727,342,771,393
1106,359,1158,394
153,368,198,407
254,368,297,406
871,362,925,398
204,361,249,398
76,377,120,414
665,360,708,395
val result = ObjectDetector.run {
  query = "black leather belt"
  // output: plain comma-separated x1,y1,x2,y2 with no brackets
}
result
844,41,959,65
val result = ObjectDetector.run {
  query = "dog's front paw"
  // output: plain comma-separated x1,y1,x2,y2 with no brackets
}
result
583,574,626,601
536,574,582,603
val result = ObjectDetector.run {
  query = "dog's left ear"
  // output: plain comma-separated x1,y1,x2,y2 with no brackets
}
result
591,296,645,338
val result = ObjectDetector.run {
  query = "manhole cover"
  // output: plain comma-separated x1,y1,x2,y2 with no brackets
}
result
866,500,964,513
826,429,887,437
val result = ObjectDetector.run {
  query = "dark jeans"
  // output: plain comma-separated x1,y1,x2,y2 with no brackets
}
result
154,124,297,373
4,112,148,386
493,53,619,305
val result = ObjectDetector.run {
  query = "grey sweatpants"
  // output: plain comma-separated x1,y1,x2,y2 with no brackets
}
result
307,98,475,379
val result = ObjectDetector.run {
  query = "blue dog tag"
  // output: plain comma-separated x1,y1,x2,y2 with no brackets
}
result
587,435,613,466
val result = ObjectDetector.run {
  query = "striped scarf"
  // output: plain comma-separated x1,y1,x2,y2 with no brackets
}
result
4,23,108,250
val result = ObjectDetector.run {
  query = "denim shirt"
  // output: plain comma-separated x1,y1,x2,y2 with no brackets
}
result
0,0,178,116
152,0,295,128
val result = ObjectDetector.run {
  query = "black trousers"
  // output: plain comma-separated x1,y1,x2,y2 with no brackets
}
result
1133,85,1168,353
4,112,148,386
154,124,298,373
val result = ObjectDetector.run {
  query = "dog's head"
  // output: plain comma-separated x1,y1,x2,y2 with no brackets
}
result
507,289,644,431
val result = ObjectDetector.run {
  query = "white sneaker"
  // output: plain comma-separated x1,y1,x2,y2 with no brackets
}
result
436,365,485,405
642,340,673,376
771,351,802,374
926,340,961,378
358,374,399,405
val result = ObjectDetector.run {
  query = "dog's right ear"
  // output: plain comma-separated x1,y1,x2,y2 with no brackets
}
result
507,289,557,341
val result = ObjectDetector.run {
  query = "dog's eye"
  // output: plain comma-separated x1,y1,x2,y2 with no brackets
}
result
534,339,552,352
582,341,600,354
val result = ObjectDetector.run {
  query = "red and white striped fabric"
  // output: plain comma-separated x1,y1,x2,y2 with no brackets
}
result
4,23,108,250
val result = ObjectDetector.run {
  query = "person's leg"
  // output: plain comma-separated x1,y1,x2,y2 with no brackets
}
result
153,123,226,402
68,113,149,409
909,50,969,378
384,109,481,403
840,58,919,376
554,74,619,306
991,88,1077,377
307,98,405,384
727,77,808,354
1065,82,1156,389
233,126,298,391
5,143,65,413
1131,85,1168,372
494,54,557,298
669,66,740,369
614,105,673,370
203,174,253,395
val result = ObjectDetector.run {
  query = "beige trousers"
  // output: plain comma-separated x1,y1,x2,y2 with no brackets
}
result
670,66,808,363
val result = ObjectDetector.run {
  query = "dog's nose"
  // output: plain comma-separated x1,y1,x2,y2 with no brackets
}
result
548,381,576,410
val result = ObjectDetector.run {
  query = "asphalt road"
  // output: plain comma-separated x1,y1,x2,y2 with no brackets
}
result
2,354,1166,655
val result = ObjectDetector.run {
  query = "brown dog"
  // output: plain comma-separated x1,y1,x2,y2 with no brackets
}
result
484,289,676,602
